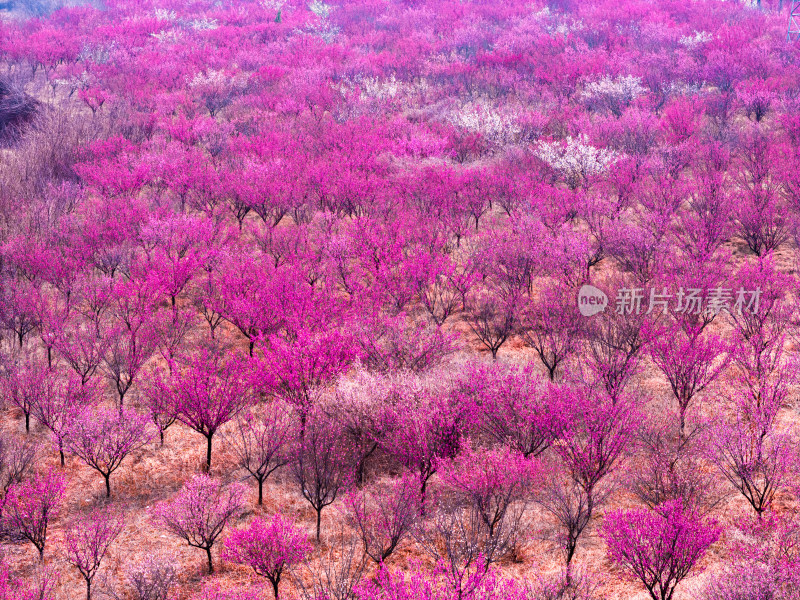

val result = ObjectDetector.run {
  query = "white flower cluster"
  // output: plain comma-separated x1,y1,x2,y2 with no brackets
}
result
260,0,284,8
446,100,522,143
188,17,219,30
154,8,177,21
583,74,645,103
78,42,115,64
535,134,618,187
188,69,248,92
309,0,332,18
679,30,712,47
298,21,340,43
336,75,409,100
150,30,182,43
189,69,228,89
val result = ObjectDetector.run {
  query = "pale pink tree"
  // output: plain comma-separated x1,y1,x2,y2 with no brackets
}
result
222,513,311,600
151,474,247,575
63,507,125,600
600,500,720,600
290,408,353,541
64,406,153,497
2,469,65,560
221,402,296,505
342,474,421,564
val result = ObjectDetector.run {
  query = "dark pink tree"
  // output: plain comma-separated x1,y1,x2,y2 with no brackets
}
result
2,469,65,560
31,372,96,466
161,349,254,471
2,355,51,433
647,321,730,437
537,385,638,565
151,474,247,575
222,513,311,600
518,284,583,381
63,507,125,600
600,500,720,600
467,362,557,458
379,376,466,513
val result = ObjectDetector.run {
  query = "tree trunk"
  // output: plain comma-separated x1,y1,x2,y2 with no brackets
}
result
104,474,111,497
258,478,264,505
206,546,214,574
316,508,322,541
206,434,213,471
86,578,91,600
270,576,280,600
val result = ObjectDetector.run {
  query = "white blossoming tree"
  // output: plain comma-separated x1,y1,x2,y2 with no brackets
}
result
581,74,646,116
535,134,618,190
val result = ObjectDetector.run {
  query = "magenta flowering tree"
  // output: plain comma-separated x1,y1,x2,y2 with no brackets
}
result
582,306,647,404
468,362,558,458
711,402,793,517
2,469,66,560
64,405,153,497
518,284,583,381
2,355,51,433
256,327,359,428
438,446,536,555
31,372,97,466
160,349,254,471
647,321,730,437
222,513,311,600
536,385,638,565
63,507,125,600
151,474,247,575
600,500,720,600
379,377,466,512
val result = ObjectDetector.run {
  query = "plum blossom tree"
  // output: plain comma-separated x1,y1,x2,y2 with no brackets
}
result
537,385,638,565
291,408,353,541
221,402,296,505
467,363,556,458
31,373,97,466
600,500,720,600
64,406,153,497
646,321,730,437
151,474,247,575
63,507,125,600
343,473,421,564
160,349,254,471
2,469,65,560
222,513,311,600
